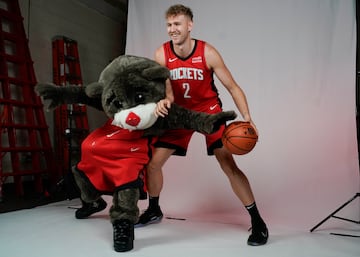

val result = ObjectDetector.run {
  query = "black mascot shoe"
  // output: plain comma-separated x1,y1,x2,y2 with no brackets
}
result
247,226,269,246
113,219,134,252
75,198,107,219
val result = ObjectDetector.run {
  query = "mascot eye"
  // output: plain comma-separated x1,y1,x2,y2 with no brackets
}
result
106,94,115,105
134,93,145,104
113,100,123,109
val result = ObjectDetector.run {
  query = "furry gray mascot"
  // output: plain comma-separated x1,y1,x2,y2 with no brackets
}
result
36,55,236,252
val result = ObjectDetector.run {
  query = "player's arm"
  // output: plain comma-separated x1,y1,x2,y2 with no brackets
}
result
154,46,174,117
205,43,257,132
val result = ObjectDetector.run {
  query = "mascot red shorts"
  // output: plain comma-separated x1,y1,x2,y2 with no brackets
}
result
77,119,154,192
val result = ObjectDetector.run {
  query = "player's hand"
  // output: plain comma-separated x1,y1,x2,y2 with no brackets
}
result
155,99,171,117
246,119,259,138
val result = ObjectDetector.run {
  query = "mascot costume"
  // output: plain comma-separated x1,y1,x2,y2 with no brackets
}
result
36,55,236,252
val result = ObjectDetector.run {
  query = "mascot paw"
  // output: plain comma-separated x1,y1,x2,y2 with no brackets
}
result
35,83,64,110
205,110,237,134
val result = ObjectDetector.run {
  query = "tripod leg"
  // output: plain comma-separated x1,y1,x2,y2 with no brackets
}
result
310,194,359,232
329,232,360,238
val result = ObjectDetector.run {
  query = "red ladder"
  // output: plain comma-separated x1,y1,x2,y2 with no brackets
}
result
52,36,89,177
0,0,55,196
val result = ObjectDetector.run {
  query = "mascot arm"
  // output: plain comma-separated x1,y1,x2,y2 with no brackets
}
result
146,103,237,136
35,83,103,111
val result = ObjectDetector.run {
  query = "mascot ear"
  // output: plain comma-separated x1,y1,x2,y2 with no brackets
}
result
85,82,104,98
142,66,170,81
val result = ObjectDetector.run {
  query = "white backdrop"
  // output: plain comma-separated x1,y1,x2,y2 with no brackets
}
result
126,0,358,228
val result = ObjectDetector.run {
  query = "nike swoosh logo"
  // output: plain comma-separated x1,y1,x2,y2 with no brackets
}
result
209,104,218,110
261,231,268,238
106,130,121,138
168,57,178,63
130,147,140,152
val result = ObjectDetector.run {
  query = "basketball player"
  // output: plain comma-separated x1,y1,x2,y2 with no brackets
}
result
137,4,268,246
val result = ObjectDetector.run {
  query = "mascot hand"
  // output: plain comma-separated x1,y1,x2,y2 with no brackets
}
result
35,83,65,110
202,110,237,134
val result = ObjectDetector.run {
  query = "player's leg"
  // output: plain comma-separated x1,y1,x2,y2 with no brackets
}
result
214,147,255,204
135,147,174,227
136,129,192,227
147,147,175,197
214,147,268,246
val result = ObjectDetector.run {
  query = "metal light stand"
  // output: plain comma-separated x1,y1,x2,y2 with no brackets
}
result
310,193,360,237
312,0,360,238
48,106,79,200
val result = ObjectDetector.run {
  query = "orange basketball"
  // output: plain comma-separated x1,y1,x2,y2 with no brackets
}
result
222,121,258,155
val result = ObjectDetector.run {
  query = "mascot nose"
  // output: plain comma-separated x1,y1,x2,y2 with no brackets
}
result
126,112,141,127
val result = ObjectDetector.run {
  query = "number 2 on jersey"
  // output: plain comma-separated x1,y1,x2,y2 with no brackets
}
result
182,83,191,98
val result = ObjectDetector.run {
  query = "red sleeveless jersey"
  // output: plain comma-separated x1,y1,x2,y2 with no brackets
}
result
163,39,221,112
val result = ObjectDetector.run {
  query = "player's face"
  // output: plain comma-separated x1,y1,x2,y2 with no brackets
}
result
166,14,192,45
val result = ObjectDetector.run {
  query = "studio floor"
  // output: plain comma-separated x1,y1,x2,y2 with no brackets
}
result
0,196,359,257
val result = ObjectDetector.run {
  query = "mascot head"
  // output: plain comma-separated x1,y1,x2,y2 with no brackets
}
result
85,55,169,130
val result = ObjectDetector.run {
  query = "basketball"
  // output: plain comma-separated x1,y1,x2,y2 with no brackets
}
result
222,121,258,155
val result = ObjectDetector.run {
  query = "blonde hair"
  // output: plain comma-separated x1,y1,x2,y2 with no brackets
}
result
165,4,193,21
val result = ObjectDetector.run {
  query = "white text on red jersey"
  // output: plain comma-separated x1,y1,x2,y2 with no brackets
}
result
170,67,204,80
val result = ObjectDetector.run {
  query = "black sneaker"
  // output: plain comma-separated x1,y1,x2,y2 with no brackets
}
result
247,226,269,246
75,198,107,219
113,219,134,252
135,207,163,228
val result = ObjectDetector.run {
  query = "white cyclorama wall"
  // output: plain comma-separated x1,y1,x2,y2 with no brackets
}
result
126,0,359,228
19,0,126,137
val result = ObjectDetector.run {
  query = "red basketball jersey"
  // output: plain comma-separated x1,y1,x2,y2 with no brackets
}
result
163,39,220,112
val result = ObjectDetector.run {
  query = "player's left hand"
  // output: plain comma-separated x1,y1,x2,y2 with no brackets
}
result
155,99,171,117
